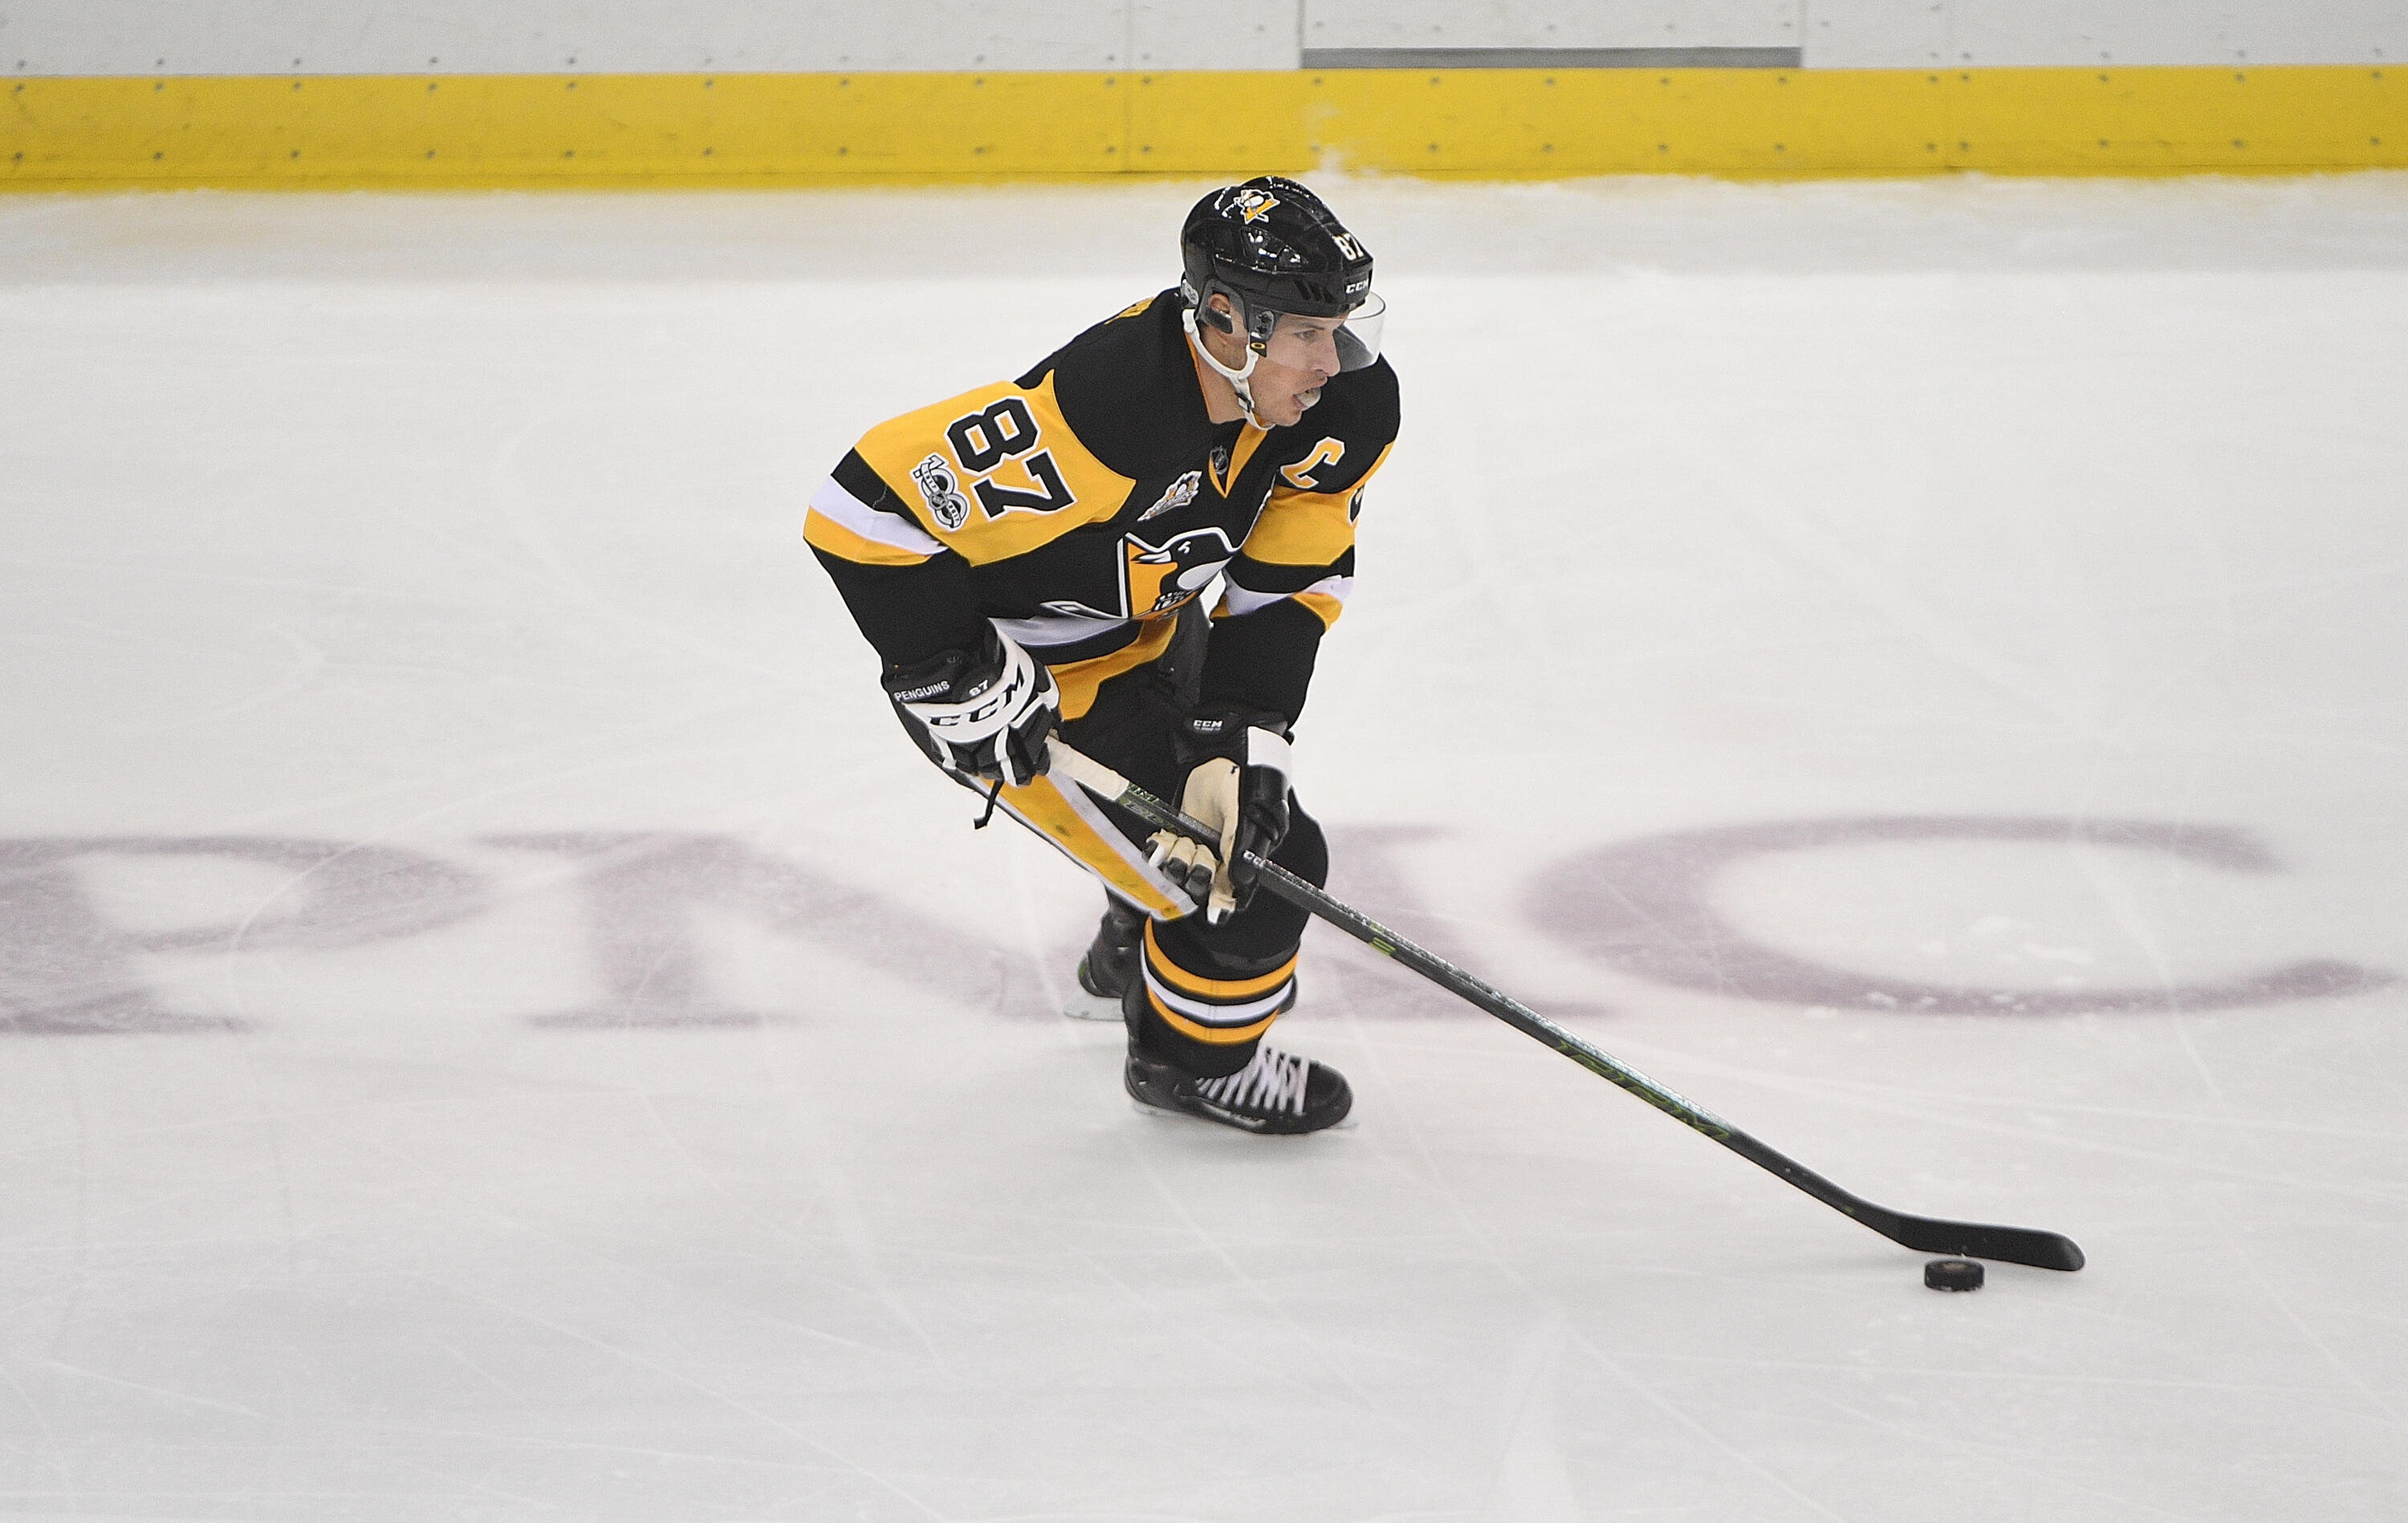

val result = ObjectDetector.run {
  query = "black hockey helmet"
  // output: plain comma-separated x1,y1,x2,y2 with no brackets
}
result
1178,176,1382,374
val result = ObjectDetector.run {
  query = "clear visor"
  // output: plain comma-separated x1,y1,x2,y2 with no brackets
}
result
1255,292,1386,373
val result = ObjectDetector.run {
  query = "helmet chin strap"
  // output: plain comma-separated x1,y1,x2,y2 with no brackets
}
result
1182,301,1266,428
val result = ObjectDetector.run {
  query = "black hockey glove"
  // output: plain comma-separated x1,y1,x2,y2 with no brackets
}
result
1147,705,1292,923
881,625,1060,786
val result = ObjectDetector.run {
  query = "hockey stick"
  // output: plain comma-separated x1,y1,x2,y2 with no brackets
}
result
1042,737,2085,1272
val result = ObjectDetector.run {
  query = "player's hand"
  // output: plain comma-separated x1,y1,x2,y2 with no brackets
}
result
881,626,1059,786
1148,707,1292,923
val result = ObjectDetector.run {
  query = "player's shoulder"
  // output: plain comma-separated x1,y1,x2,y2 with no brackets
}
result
854,373,1031,473
1320,355,1400,445
1019,290,1214,478
1023,289,1178,384
1262,356,1397,490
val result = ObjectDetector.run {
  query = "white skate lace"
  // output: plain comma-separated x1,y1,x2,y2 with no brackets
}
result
1195,1046,1311,1116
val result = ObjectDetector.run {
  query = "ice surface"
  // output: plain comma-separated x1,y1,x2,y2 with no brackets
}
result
3,174,2406,1521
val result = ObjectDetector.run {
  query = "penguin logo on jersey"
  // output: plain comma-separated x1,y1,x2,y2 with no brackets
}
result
1123,527,1235,618
909,453,973,531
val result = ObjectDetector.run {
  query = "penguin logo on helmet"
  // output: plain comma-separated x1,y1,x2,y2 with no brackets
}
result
1234,189,1281,225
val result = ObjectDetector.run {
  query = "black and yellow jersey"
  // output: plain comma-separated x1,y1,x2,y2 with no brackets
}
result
807,290,1399,725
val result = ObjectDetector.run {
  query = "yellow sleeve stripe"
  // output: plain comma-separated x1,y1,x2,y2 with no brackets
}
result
1294,590,1345,630
803,508,933,567
1218,575,1352,627
1242,438,1393,565
1239,490,1356,566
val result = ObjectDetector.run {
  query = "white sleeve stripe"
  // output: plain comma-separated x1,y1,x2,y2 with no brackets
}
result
810,473,945,557
1220,574,1354,617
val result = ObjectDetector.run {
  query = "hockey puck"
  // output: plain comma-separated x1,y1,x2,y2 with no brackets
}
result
1924,1257,1984,1292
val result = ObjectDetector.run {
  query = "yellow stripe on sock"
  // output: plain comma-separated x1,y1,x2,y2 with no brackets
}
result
1146,988,1279,1046
1143,924,1297,1001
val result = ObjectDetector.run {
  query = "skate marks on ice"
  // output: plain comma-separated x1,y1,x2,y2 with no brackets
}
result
1532,815,2390,1014
1314,823,1621,1021
488,831,1015,1030
0,816,2384,1036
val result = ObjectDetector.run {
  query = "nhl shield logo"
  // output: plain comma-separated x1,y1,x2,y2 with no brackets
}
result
1206,444,1235,497
910,453,973,531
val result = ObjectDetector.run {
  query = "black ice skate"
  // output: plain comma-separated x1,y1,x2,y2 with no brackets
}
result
1125,1041,1354,1135
1064,899,1144,1021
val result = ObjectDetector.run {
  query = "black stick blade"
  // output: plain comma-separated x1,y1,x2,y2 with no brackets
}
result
1035,745,2093,1277
1872,1210,2085,1270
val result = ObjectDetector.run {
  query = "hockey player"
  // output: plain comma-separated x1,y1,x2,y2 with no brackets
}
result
806,177,1397,1135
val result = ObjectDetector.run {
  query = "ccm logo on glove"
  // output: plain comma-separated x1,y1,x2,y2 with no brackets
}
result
1148,707,1294,923
882,626,1060,787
